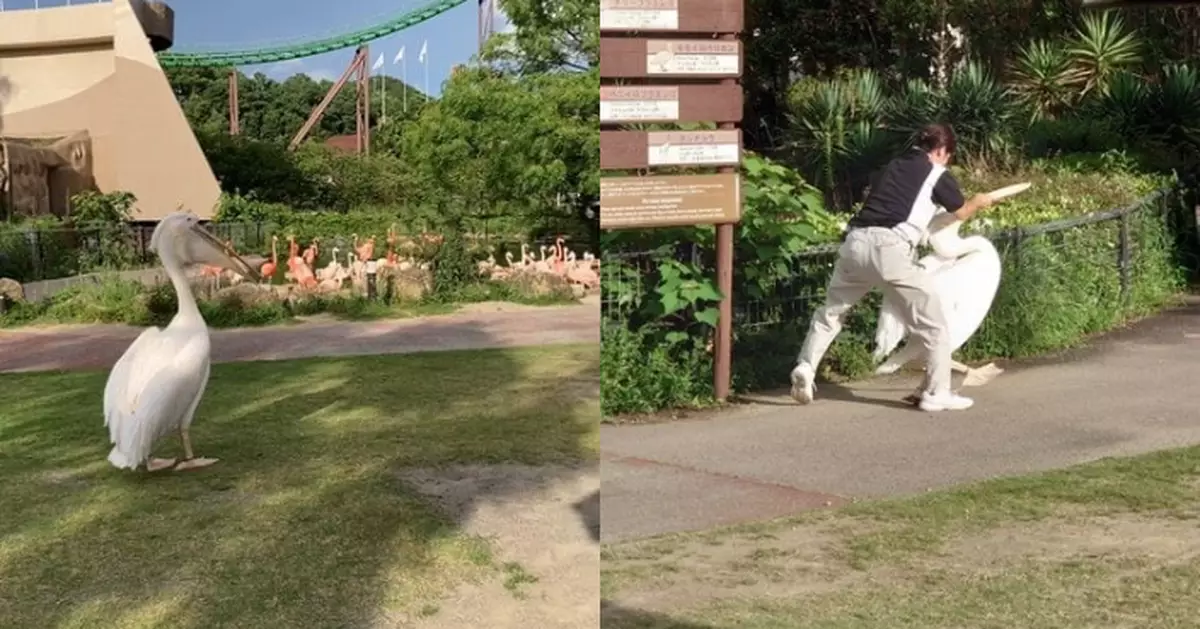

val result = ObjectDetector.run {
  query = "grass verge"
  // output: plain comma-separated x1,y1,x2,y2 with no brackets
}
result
0,344,598,629
601,444,1200,628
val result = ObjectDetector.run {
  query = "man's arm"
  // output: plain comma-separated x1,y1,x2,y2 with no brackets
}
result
933,171,992,221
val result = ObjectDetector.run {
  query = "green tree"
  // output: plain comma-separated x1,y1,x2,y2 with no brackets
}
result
388,66,597,233
484,0,598,71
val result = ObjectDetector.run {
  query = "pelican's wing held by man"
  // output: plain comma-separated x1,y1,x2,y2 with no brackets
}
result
873,297,909,363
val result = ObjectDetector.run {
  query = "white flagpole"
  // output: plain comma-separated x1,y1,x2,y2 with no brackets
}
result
370,53,384,127
419,40,429,101
394,46,407,114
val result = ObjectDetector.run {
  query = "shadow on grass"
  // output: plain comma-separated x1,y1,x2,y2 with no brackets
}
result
601,602,722,628
575,490,600,542
0,328,598,627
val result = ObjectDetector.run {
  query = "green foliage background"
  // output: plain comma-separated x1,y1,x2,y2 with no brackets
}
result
601,7,1200,416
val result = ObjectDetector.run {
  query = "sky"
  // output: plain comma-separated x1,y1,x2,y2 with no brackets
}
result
1,0,513,96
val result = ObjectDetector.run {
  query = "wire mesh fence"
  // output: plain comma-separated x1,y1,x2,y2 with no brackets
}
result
601,187,1189,389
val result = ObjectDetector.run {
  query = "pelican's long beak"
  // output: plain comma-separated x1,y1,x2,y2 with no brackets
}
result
190,224,261,282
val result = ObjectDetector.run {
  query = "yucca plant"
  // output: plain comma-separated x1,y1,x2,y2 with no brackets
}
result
1092,70,1150,141
887,79,945,144
1009,40,1086,122
785,70,895,209
1153,64,1200,148
1067,11,1142,99
940,60,1019,168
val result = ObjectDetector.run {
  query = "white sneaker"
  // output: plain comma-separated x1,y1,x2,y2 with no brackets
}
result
789,363,815,404
919,391,974,412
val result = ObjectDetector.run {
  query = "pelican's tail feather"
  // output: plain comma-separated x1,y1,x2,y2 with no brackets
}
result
107,446,139,470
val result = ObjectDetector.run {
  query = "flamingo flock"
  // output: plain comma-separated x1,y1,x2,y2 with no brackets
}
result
196,228,598,296
481,237,599,290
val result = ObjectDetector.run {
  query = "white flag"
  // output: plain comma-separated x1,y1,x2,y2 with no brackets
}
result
419,40,428,64
394,46,405,64
372,53,384,71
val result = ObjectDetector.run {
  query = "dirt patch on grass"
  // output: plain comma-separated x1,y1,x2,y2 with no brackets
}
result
603,512,1200,616
455,301,548,315
392,464,600,629
603,517,884,613
941,513,1200,570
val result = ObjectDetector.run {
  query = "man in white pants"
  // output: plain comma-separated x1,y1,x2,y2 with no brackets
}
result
790,123,993,412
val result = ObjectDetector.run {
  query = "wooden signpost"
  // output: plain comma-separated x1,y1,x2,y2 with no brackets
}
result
599,85,742,124
600,0,743,401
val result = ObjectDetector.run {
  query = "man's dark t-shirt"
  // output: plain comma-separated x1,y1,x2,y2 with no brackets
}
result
848,149,965,233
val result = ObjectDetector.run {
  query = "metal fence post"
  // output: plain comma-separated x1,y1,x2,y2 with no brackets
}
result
1119,208,1132,302
25,228,42,281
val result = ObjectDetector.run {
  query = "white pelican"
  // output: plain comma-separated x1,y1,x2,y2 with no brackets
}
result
103,211,258,472
873,210,1005,401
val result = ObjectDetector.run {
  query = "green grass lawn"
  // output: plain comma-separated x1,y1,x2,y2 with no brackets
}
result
0,344,598,629
602,445,1200,628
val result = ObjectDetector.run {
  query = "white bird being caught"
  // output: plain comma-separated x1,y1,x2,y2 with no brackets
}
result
103,211,259,472
873,210,1005,401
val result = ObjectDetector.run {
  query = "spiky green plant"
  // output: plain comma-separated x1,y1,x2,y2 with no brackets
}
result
1009,40,1087,121
1067,11,1142,99
785,70,895,209
941,61,1019,167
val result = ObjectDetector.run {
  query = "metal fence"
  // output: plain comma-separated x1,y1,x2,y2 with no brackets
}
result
601,187,1190,386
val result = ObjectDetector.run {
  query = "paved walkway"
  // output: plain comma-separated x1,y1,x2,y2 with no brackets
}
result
0,301,598,373
601,296,1200,543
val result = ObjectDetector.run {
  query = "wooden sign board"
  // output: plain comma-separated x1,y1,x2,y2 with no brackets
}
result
599,0,743,33
600,173,741,229
600,39,741,78
601,130,741,169
599,85,742,124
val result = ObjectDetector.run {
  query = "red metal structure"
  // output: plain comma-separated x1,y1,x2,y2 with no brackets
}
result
287,45,371,154
227,68,240,135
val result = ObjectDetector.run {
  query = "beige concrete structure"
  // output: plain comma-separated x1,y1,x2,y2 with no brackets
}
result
0,0,220,221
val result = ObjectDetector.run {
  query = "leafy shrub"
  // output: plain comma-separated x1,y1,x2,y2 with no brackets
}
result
0,192,143,283
1024,117,1125,159
431,223,481,297
786,62,1021,209
0,271,576,329
600,321,712,416
600,154,833,415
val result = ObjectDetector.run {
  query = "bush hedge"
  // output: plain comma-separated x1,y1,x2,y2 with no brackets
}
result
0,272,577,329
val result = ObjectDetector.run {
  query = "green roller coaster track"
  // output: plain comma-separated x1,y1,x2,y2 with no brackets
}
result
156,0,469,67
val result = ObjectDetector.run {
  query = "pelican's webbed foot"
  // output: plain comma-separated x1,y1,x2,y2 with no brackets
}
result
962,362,1004,387
174,457,219,471
147,457,177,472
174,427,218,470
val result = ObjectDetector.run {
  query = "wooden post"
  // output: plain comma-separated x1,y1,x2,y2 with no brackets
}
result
713,30,738,402
599,0,745,402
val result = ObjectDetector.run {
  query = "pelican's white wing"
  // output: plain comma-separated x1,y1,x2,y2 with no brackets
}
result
104,327,162,431
873,295,909,364
103,328,210,469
